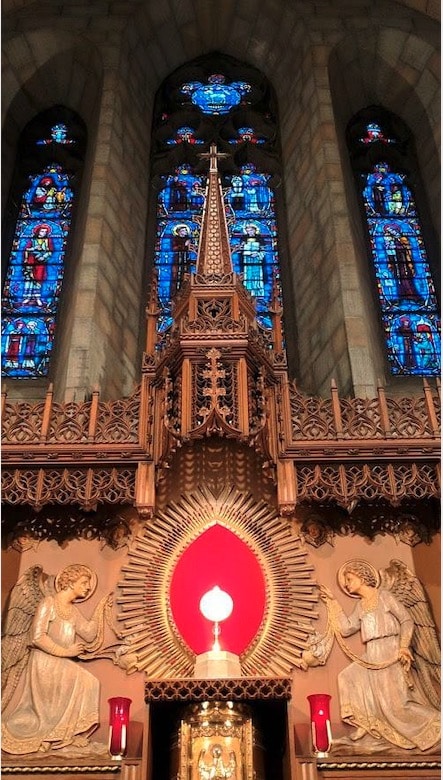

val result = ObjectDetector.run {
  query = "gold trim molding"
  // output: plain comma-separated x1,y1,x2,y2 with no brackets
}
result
316,760,441,771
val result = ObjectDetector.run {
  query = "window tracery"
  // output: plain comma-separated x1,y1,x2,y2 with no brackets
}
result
348,108,440,377
1,108,86,379
151,56,282,332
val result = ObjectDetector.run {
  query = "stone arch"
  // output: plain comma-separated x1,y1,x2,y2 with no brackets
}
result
328,26,440,228
2,2,439,402
2,31,103,195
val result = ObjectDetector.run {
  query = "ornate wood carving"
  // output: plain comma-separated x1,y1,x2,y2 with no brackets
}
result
1,386,141,446
1,145,440,530
2,380,439,521
144,676,292,702
1,506,141,549
316,758,441,772
2,466,136,511
293,462,439,510
295,503,439,546
1,764,121,775
285,380,440,451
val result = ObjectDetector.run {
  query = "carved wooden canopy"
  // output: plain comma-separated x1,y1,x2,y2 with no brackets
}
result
1,147,440,546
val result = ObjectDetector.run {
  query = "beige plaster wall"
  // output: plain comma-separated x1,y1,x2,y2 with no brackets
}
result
412,533,441,634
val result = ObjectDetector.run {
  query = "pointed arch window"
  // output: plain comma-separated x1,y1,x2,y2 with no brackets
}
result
347,109,440,377
1,108,86,379
150,56,282,333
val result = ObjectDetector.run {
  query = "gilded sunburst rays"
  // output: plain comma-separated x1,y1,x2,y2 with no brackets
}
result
117,485,318,678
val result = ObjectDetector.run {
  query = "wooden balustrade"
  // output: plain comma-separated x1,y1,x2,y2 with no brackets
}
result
289,378,440,444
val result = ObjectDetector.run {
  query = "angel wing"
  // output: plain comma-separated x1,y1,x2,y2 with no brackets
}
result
1,565,55,711
380,558,440,709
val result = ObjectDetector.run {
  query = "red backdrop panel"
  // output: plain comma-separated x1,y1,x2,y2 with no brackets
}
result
169,525,266,655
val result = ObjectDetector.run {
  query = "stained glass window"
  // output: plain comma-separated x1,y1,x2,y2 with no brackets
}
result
155,165,205,331
2,112,84,378
228,127,265,145
226,165,278,328
359,123,395,145
36,123,75,146
166,126,204,146
152,60,281,333
181,74,251,115
353,116,440,376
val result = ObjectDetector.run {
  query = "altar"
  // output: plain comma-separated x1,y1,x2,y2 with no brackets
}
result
144,677,294,780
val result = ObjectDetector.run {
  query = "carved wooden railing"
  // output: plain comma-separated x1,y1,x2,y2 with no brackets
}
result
271,378,441,520
2,379,440,450
1,384,148,514
288,379,440,444
1,378,440,518
1,385,141,449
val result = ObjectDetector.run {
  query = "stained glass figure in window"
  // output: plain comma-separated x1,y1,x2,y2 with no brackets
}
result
229,127,265,145
359,123,395,145
181,74,251,115
224,164,278,328
2,161,74,378
152,60,282,335
36,123,75,146
166,126,204,145
360,158,440,375
155,165,205,330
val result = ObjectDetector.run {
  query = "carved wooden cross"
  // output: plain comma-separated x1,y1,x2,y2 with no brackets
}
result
199,142,230,173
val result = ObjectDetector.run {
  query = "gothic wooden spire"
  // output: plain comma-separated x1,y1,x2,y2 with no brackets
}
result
196,143,232,276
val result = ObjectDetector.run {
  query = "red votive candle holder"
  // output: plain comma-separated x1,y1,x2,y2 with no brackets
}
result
108,696,132,759
307,693,332,757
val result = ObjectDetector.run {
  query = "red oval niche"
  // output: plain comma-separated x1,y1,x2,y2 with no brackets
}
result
169,525,266,656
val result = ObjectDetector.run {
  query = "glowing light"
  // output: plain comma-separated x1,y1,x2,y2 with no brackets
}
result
199,586,234,651
199,586,233,623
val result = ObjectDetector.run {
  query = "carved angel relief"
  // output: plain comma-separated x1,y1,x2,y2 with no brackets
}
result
1,564,122,755
302,558,440,753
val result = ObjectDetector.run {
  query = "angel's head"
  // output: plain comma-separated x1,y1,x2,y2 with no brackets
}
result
342,561,378,593
56,564,93,600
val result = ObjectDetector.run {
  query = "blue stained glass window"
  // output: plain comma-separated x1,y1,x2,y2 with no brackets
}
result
36,123,75,146
153,63,282,338
228,127,265,145
154,162,279,331
361,161,440,375
225,165,278,329
165,126,204,145
155,165,205,331
181,74,251,115
360,123,395,145
2,164,74,377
